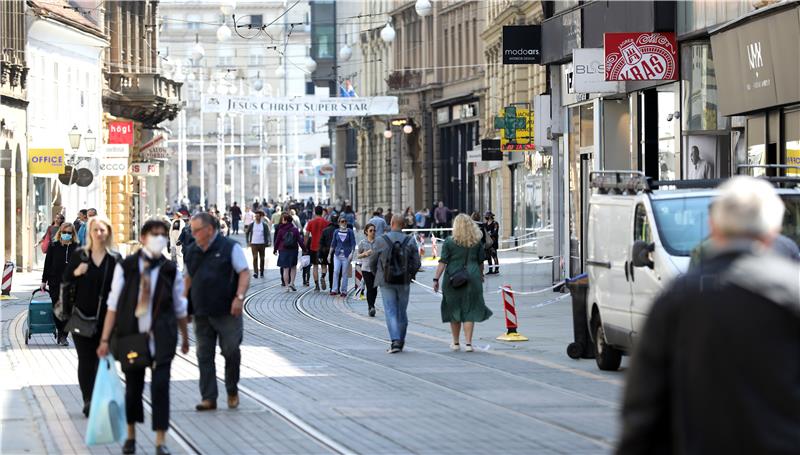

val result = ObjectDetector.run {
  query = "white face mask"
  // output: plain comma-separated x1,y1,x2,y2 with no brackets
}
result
145,235,168,256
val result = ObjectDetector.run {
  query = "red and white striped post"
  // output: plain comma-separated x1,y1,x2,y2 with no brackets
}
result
2,261,14,296
496,284,528,342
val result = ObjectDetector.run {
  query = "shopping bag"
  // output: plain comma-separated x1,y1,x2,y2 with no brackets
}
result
85,354,126,446
300,254,311,269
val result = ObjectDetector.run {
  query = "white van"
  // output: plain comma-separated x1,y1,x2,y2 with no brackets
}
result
585,171,800,371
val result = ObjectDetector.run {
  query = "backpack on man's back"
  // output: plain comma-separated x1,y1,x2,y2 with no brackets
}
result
383,234,418,285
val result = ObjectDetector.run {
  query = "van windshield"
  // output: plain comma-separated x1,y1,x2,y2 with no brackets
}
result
652,195,800,256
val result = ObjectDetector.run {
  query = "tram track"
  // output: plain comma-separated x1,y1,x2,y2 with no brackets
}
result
242,284,614,451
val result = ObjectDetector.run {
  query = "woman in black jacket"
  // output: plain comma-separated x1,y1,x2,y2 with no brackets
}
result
41,221,78,346
62,215,120,417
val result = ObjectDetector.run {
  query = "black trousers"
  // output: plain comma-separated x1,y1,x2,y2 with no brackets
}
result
72,333,101,405
487,248,499,271
251,244,266,274
46,281,66,337
125,361,171,431
327,261,334,290
362,271,377,310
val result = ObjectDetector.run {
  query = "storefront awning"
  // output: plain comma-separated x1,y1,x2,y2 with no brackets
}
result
710,2,800,116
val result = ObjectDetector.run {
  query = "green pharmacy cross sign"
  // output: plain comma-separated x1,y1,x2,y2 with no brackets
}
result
493,105,534,151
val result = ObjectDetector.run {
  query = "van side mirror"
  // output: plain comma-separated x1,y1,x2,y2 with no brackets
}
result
631,240,655,269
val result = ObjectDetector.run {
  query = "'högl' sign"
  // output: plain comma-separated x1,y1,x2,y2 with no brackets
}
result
604,33,677,81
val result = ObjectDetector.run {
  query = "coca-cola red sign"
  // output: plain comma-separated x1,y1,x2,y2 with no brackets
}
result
604,33,677,81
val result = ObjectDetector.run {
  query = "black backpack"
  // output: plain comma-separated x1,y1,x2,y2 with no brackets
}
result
383,235,415,285
283,229,297,249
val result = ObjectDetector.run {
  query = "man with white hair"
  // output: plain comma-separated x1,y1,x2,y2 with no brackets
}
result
617,176,800,455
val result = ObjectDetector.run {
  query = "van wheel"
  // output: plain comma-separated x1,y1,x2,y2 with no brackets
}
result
594,319,622,371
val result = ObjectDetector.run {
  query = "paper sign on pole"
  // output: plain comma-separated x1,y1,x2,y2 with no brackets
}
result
29,148,65,174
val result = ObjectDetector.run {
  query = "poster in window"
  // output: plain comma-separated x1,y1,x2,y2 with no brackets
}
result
684,136,717,180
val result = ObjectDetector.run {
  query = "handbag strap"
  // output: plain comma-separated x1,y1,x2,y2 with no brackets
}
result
93,253,112,320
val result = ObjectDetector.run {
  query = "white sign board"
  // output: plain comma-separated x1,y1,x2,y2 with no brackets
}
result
573,49,625,94
130,162,159,176
203,96,399,117
140,135,172,160
98,144,129,176
466,147,482,163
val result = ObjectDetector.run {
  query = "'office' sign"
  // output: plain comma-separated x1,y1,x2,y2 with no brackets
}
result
503,25,542,65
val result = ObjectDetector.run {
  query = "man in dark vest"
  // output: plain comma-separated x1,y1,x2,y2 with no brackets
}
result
97,219,189,455
184,212,250,411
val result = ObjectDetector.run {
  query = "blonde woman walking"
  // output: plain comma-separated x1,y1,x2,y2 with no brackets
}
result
432,213,492,352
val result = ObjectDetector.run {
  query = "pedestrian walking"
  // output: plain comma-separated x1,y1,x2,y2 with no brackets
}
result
320,214,339,290
356,223,378,317
404,207,416,230
40,221,78,346
169,212,185,263
96,219,189,455
617,176,800,455
342,205,357,229
61,215,120,417
483,212,500,274
368,210,388,236
175,220,195,266
432,214,493,352
273,212,307,292
73,209,88,237
77,208,97,245
329,217,356,297
249,210,269,279
384,208,394,226
368,216,421,353
243,206,255,245
37,213,65,254
301,234,313,287
230,202,242,235
184,212,250,412
434,201,450,238
290,208,302,230
304,206,330,291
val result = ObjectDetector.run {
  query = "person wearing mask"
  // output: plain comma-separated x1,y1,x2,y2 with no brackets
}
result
483,212,500,274
617,176,800,454
432,214,493,352
229,202,242,235
329,217,356,297
97,219,189,455
41,221,78,346
368,210,388,236
356,223,378,317
37,213,65,254
62,215,120,417
243,206,255,245
304,206,330,291
77,208,97,245
249,210,269,279
184,212,250,412
273,213,307,292
319,215,339,291
368,216,421,353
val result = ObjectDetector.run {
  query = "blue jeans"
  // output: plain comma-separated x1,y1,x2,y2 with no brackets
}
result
380,284,410,342
332,255,349,293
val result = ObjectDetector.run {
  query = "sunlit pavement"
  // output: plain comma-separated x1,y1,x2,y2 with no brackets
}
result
1,237,623,454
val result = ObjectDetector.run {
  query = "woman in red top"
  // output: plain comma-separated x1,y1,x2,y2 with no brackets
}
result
273,213,307,291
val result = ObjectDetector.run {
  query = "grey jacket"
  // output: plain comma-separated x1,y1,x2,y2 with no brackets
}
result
368,230,421,287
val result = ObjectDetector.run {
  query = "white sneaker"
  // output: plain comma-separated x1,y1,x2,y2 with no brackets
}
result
465,344,474,352
450,343,460,351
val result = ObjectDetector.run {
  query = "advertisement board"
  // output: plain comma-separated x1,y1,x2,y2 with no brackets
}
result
502,25,542,65
493,106,534,151
203,96,399,116
98,144,129,176
28,148,65,174
604,32,678,81
481,139,503,161
109,121,134,145
573,48,625,94
130,162,159,176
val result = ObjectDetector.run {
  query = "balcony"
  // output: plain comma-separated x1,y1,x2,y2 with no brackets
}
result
103,72,183,127
0,55,28,101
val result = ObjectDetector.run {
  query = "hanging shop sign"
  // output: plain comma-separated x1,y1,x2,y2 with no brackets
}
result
129,162,159,176
203,96,399,116
604,32,678,81
573,48,625,94
466,147,482,163
503,25,542,65
493,106,534,151
28,148,65,174
481,139,503,161
318,164,335,176
140,134,171,160
108,121,134,145
98,144,130,176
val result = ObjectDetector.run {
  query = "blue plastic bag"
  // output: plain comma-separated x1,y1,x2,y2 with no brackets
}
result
85,354,126,446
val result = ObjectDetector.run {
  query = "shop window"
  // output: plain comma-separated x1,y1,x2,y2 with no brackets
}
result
681,42,728,133
785,109,800,176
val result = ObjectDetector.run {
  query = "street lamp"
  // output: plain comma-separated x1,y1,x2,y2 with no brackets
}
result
252,71,263,91
84,128,96,152
220,0,236,15
384,128,393,139
380,21,396,43
415,0,433,17
68,124,81,151
216,23,232,42
191,35,205,62
403,124,413,134
339,44,352,62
